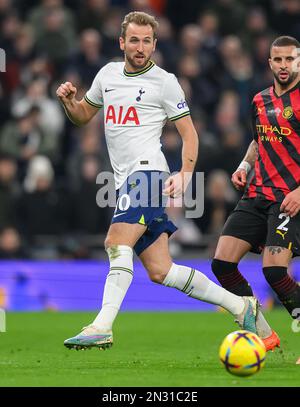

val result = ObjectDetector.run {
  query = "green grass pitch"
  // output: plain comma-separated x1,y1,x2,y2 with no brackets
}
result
0,310,299,387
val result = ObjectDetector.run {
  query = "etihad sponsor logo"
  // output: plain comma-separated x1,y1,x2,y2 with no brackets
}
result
260,135,282,142
256,124,292,136
282,106,293,119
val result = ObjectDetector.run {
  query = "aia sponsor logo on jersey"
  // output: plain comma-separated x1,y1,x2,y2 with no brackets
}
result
105,105,140,125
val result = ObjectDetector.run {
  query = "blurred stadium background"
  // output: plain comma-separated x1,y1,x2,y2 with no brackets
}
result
0,0,300,312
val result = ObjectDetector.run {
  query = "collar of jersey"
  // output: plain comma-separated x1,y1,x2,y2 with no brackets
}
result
123,60,155,77
272,79,300,98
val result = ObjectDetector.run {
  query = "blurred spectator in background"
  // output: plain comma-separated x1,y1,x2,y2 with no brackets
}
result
155,16,177,72
0,105,57,179
272,0,300,39
65,29,108,88
101,8,124,58
179,24,214,75
12,76,64,149
167,196,202,256
77,0,110,34
195,169,237,254
194,110,219,175
162,125,182,173
252,33,274,78
213,90,241,136
220,51,256,123
66,115,109,189
18,155,69,238
127,0,154,14
0,9,21,60
0,0,12,24
212,0,246,36
28,0,75,43
0,226,28,258
0,154,20,228
219,125,246,175
34,7,76,74
241,7,272,52
70,154,111,235
166,0,208,30
197,10,220,56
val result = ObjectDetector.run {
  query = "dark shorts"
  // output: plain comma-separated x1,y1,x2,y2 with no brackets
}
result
111,171,177,256
221,198,300,257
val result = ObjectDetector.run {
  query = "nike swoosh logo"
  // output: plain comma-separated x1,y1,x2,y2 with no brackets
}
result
105,88,116,92
113,212,127,218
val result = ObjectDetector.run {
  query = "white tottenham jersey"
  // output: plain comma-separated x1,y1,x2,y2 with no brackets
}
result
85,61,190,189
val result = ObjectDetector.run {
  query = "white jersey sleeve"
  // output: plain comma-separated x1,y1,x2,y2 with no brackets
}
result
84,68,104,109
161,74,190,122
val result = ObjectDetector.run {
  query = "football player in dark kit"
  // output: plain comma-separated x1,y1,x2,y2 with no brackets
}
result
211,36,300,358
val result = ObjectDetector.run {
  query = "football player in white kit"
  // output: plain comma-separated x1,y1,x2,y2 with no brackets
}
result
57,11,263,350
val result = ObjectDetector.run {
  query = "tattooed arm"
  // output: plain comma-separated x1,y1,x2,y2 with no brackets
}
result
243,140,258,168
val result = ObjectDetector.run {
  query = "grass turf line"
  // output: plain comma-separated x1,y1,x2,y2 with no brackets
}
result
0,310,299,387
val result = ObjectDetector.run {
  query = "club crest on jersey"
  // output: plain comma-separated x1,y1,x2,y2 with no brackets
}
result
106,105,140,125
282,106,293,119
136,88,145,102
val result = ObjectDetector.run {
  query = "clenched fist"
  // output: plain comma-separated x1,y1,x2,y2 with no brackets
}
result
56,82,77,104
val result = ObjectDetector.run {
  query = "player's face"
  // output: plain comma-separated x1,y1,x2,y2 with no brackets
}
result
120,23,157,71
269,45,300,87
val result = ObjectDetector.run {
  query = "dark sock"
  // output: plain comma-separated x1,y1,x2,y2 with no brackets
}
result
263,266,300,317
211,258,253,296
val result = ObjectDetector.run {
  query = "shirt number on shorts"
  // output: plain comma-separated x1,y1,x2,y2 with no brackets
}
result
116,194,131,212
277,213,290,232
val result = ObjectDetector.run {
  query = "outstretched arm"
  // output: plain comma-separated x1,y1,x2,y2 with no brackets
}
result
232,140,258,191
163,115,198,198
56,82,99,126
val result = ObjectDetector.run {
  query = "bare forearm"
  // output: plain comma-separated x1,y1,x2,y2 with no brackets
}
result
181,132,198,173
174,116,199,174
242,140,258,168
62,99,89,126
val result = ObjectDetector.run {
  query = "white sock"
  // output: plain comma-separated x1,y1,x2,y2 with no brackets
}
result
92,245,133,331
163,263,245,315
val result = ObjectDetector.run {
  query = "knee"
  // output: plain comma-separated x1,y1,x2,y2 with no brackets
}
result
145,261,168,284
104,235,114,250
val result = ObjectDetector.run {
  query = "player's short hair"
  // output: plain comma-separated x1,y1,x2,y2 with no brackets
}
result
270,36,300,52
121,11,159,39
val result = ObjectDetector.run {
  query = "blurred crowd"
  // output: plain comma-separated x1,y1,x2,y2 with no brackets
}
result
0,0,299,259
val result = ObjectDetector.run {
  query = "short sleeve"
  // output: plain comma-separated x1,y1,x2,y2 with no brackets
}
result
84,69,104,109
161,74,190,121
